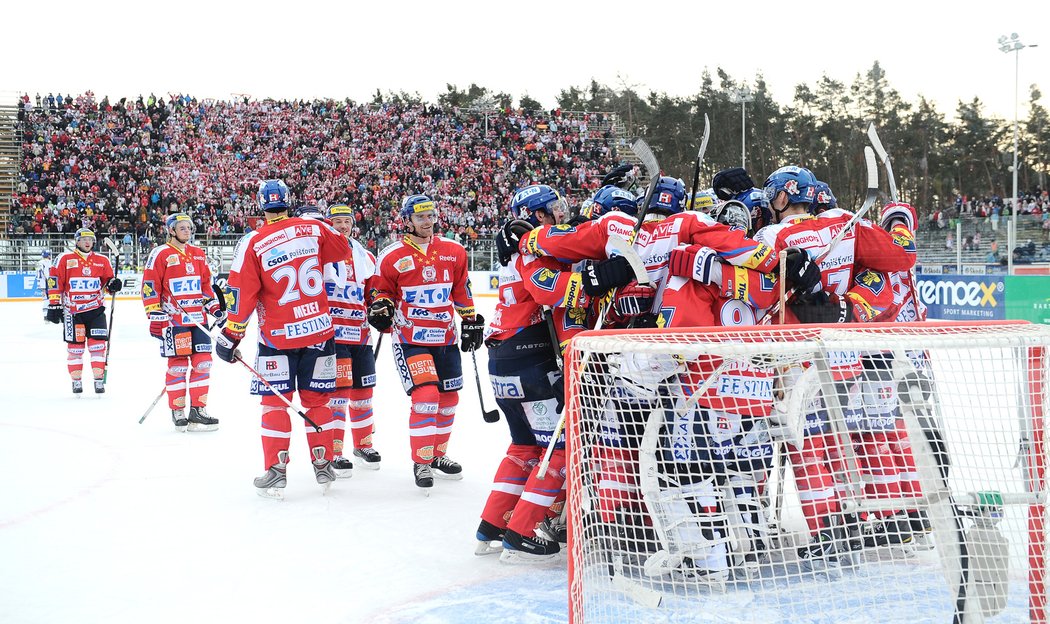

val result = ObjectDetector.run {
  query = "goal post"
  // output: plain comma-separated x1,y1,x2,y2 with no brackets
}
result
565,321,1050,624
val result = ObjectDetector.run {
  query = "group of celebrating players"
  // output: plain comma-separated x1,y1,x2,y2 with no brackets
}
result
41,158,928,571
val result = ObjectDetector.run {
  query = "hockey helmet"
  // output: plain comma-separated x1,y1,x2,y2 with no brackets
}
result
687,189,719,213
509,185,567,226
258,179,290,211
811,181,837,214
293,205,326,221
763,166,817,207
588,184,639,218
711,199,752,234
400,194,437,222
327,204,354,220
646,177,687,215
41,249,51,258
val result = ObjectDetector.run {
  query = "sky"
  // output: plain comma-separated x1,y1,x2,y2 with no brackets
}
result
3,0,1049,122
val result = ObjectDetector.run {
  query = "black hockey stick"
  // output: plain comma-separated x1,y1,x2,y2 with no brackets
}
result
173,299,323,432
687,113,712,207
470,348,500,423
373,332,383,361
103,291,116,383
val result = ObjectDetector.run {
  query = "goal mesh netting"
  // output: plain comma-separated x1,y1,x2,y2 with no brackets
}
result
565,321,1050,623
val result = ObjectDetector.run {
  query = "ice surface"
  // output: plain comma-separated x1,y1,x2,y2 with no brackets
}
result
1,297,571,624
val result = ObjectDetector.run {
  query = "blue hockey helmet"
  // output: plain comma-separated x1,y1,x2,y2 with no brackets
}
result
811,181,837,213
327,204,354,219
41,249,51,258
509,184,567,226
687,189,719,213
74,227,95,241
258,179,290,211
400,194,437,223
647,176,687,215
763,166,817,207
294,205,326,221
588,184,639,218
166,212,193,230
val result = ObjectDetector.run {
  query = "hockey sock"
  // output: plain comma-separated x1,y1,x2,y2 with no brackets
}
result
595,445,642,524
165,357,190,409
260,404,292,469
66,343,85,379
408,384,440,463
187,352,212,407
507,449,567,537
887,420,922,497
856,432,903,511
301,389,334,460
480,444,542,529
434,391,458,458
789,434,840,534
87,338,107,379
329,390,350,455
347,387,375,449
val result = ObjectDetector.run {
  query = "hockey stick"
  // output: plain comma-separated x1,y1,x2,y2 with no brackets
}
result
173,300,323,432
687,113,712,208
867,122,898,202
373,332,383,361
138,387,167,424
103,291,116,383
470,348,500,423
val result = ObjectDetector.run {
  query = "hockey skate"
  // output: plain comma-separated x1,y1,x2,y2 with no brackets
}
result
171,408,189,433
862,512,914,549
311,446,335,494
475,519,505,556
93,379,105,394
430,455,463,480
908,510,934,550
187,406,218,432
332,455,354,479
413,462,434,494
72,379,83,394
797,528,843,580
254,451,289,500
353,447,381,470
500,528,561,564
536,516,567,546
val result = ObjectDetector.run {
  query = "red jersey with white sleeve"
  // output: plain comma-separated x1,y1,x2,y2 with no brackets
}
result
485,252,590,349
141,243,217,327
521,211,779,314
372,235,475,347
324,237,376,346
226,216,352,349
48,250,114,314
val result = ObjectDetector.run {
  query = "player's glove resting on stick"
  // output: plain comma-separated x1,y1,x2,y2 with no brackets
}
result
712,167,756,201
789,291,853,324
668,245,720,283
105,277,123,294
205,299,226,326
215,329,242,363
782,247,821,292
460,314,485,352
45,303,63,324
581,255,634,297
367,298,395,332
148,312,170,339
496,219,533,267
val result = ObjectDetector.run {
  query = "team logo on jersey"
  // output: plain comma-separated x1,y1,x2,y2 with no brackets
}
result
531,268,558,292
547,224,577,237
396,256,415,273
82,266,91,276
185,263,194,274
422,265,437,283
142,281,156,299
66,259,78,269
856,269,885,295
167,254,180,266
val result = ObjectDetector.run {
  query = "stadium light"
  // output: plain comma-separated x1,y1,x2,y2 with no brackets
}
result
998,33,1038,275
729,86,754,168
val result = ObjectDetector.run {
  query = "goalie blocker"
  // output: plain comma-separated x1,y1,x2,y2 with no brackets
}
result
563,321,1050,624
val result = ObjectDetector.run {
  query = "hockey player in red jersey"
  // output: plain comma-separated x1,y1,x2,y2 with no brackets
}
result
215,180,352,499
46,228,121,394
369,194,483,492
314,204,381,475
476,185,637,561
141,213,224,432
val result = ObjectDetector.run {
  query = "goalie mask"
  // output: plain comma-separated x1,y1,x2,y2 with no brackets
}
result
711,200,751,234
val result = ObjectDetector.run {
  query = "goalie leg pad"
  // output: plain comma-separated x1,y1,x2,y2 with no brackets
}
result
641,474,729,576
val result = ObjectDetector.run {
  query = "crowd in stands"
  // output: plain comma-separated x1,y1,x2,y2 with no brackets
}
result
9,92,620,254
925,189,1050,264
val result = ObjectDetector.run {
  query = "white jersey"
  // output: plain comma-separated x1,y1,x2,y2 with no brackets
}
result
35,258,52,293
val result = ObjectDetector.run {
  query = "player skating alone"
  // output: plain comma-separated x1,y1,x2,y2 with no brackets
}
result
46,228,121,394
216,180,352,499
369,195,483,493
36,249,53,322
141,213,224,432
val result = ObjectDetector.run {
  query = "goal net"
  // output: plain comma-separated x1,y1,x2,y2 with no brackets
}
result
565,321,1049,624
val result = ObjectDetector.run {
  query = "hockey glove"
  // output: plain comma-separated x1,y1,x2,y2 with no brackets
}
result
215,329,241,363
212,282,229,311
496,219,534,266
460,314,486,353
614,283,657,317
782,247,821,292
367,299,395,332
105,277,123,294
712,167,756,201
45,303,63,324
148,312,170,339
668,245,720,283
581,255,634,297
789,291,853,324
205,299,226,326
600,163,636,190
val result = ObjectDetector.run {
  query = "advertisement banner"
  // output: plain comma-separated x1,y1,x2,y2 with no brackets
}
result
1004,276,1050,325
916,274,1006,321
